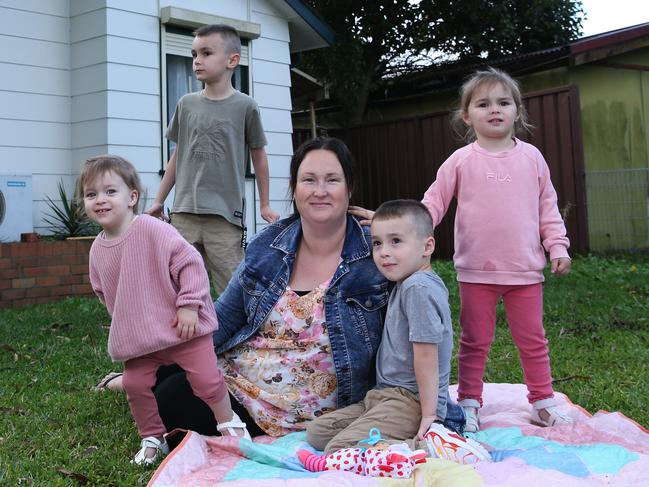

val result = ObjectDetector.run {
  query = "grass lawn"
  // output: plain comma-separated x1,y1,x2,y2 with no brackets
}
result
1,254,648,485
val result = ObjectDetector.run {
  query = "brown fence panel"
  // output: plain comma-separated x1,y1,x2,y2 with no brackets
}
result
293,85,588,258
521,86,589,255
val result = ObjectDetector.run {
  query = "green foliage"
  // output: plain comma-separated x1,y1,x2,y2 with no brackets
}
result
299,0,584,124
43,180,100,239
427,0,584,60
0,254,647,484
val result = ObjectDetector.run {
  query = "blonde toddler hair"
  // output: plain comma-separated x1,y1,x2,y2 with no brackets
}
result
452,67,532,142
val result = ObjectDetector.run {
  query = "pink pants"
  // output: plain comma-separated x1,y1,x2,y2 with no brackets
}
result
123,334,227,438
457,282,554,405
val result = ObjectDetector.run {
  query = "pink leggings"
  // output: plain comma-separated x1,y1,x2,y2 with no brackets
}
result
123,334,227,438
457,282,554,405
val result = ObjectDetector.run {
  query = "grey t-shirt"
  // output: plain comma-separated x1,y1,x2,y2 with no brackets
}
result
166,90,267,227
375,270,453,420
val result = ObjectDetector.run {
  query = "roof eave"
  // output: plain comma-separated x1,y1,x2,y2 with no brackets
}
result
272,0,335,53
570,23,649,66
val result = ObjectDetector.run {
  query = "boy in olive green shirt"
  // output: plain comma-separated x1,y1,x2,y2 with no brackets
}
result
148,24,278,294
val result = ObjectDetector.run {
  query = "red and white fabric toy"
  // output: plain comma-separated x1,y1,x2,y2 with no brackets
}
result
298,442,428,479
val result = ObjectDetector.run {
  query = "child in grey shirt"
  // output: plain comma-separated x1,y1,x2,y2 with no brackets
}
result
305,200,489,466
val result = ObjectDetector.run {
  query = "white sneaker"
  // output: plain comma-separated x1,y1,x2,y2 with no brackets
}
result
424,422,491,464
531,405,574,427
132,436,169,465
459,399,480,433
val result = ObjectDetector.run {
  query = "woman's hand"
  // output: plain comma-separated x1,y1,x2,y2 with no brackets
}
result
174,307,199,340
348,205,375,226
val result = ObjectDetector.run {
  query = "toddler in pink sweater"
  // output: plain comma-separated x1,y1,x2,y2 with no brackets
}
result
80,155,250,465
350,68,575,434
420,68,574,432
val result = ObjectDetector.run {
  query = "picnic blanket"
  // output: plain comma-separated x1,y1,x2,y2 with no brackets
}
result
148,383,649,486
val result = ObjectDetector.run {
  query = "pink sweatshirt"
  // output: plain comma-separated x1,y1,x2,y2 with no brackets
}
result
422,139,569,285
89,215,218,362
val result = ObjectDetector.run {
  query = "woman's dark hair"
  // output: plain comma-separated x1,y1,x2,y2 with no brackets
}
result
288,137,356,215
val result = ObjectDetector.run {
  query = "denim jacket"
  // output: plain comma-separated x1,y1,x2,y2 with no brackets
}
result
214,214,389,408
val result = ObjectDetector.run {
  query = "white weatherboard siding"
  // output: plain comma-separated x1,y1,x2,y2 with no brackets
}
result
69,0,161,228
0,2,70,235
0,0,300,238
250,1,294,230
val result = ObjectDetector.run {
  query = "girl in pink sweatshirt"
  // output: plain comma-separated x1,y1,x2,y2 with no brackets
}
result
421,68,574,432
80,155,250,465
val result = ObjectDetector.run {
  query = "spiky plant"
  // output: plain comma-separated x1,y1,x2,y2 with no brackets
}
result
43,180,100,238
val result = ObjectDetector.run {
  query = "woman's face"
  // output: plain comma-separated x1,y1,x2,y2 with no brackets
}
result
294,149,349,226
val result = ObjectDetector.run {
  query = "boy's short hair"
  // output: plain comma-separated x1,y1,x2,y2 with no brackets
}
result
372,199,434,238
193,24,241,55
77,155,144,214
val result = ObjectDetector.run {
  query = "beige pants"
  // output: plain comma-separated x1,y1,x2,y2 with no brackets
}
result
306,387,423,453
171,213,244,296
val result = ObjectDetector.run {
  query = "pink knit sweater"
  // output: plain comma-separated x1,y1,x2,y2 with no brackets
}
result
422,139,570,285
89,215,218,362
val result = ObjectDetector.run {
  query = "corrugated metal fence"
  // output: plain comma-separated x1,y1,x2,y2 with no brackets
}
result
294,85,588,258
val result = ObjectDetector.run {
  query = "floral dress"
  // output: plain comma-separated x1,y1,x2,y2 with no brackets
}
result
218,278,338,436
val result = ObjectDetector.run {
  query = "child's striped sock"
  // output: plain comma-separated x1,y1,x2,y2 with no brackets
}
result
297,449,327,472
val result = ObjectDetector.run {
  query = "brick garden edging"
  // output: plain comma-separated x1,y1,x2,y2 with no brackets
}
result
0,239,94,309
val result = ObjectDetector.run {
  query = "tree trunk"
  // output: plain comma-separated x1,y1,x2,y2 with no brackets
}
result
348,62,377,126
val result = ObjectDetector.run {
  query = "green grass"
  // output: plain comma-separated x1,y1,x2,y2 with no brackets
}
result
432,253,649,422
1,254,648,485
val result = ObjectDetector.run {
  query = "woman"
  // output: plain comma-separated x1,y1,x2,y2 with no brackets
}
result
145,137,389,436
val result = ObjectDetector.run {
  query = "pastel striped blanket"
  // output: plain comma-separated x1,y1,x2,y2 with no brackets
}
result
149,383,649,486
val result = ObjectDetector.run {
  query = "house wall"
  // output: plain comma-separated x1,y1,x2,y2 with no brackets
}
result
520,53,649,173
0,0,71,235
0,0,295,240
69,0,162,223
522,49,649,249
249,0,294,223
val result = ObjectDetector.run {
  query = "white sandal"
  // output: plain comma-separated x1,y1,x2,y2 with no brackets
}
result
93,371,124,392
217,412,252,440
531,399,574,427
132,436,169,465
531,405,573,426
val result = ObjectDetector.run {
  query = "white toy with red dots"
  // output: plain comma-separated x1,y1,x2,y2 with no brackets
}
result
297,429,428,479
325,442,427,478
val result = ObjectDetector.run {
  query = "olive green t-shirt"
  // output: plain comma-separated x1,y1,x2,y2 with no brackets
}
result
166,90,267,227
